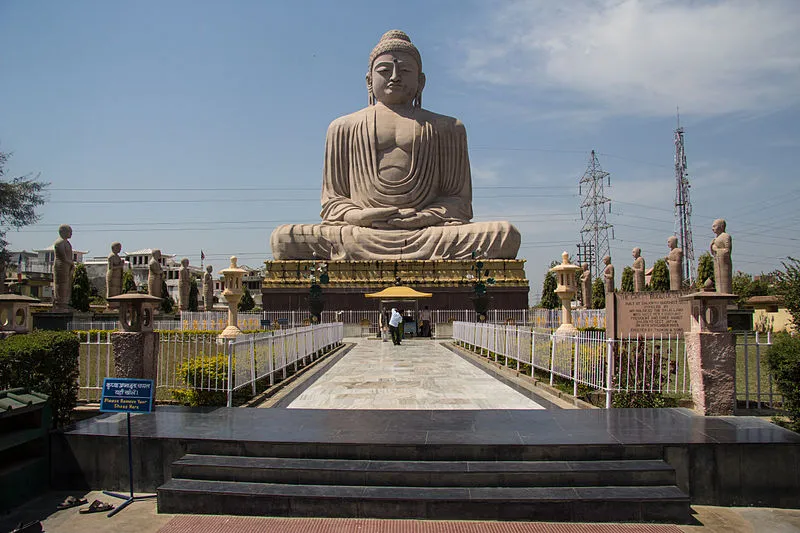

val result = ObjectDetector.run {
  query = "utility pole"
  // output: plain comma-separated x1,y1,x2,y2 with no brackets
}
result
674,112,695,285
578,150,613,278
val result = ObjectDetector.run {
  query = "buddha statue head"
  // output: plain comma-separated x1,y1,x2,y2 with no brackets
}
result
366,30,426,108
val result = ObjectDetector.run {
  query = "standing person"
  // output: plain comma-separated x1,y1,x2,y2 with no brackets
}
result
419,305,432,337
389,308,403,345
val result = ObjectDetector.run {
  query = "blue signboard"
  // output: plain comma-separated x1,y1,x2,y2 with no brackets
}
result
100,378,154,413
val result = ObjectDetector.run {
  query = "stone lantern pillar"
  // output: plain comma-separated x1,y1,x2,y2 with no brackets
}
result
0,294,39,335
107,293,162,380
219,256,245,340
681,288,738,415
549,252,583,335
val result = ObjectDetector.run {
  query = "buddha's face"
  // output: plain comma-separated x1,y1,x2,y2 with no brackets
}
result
371,51,420,106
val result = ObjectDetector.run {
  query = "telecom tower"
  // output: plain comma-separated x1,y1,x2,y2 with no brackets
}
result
578,150,613,278
674,116,695,285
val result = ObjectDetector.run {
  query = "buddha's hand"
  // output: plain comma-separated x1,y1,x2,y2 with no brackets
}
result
343,207,400,227
387,211,440,229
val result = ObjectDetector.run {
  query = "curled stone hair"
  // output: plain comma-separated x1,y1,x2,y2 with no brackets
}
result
366,29,424,108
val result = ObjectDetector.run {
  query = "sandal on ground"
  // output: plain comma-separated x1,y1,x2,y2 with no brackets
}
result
56,495,87,510
79,500,115,514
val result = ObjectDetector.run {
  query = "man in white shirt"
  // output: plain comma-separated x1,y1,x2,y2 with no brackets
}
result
388,308,403,345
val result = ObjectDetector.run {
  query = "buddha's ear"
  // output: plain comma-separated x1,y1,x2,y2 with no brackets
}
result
418,72,426,94
366,72,374,106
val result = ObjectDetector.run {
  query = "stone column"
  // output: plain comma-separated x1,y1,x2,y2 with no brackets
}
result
111,332,160,380
550,252,582,336
108,293,162,380
682,290,737,416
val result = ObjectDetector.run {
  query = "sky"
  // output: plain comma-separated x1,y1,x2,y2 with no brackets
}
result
1,0,799,304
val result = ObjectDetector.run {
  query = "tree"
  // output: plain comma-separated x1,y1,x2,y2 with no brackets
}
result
539,262,559,309
732,271,773,306
775,257,800,332
648,259,670,292
160,280,174,314
238,285,255,312
591,277,605,309
0,150,48,266
122,270,137,294
70,263,91,312
621,266,634,292
697,252,714,289
188,278,199,312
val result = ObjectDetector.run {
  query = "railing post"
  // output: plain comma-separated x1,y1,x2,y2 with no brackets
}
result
573,335,579,399
605,339,613,409
226,339,234,408
250,335,256,397
549,333,555,387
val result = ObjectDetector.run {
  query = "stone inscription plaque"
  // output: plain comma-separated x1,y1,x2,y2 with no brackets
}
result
613,291,691,337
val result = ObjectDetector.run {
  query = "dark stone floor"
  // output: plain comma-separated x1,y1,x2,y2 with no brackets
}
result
65,406,800,447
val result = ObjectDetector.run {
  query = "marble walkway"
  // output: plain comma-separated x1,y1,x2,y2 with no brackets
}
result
284,338,545,410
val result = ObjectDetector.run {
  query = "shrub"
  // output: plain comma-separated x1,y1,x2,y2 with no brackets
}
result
0,331,80,427
70,263,91,312
765,332,800,432
170,353,232,406
591,277,605,309
540,263,559,309
775,257,800,332
621,267,634,292
697,252,714,289
648,259,670,292
238,286,255,312
122,270,137,293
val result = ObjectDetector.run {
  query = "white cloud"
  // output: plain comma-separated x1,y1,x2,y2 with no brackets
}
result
461,0,800,117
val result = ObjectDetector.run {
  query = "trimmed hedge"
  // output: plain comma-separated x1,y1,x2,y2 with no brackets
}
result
766,332,800,432
0,331,80,427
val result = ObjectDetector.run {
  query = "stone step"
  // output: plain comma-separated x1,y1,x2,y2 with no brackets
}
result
157,478,691,523
171,454,677,487
185,441,664,462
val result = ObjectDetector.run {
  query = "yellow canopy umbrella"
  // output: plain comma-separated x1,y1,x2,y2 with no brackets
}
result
366,285,432,338
364,286,433,299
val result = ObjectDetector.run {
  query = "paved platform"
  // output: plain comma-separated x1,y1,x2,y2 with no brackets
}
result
284,338,546,410
4,491,800,533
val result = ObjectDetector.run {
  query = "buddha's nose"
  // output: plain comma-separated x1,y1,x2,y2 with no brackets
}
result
390,65,401,81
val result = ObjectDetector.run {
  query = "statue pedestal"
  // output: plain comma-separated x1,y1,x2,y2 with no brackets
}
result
32,311,74,331
111,332,160,380
682,290,738,416
685,331,736,416
261,259,529,311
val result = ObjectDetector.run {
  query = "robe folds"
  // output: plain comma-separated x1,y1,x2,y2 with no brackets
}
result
270,106,520,260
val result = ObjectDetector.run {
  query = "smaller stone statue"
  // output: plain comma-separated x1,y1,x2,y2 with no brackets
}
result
148,249,164,298
666,236,683,291
710,219,732,294
106,242,124,300
580,263,592,308
632,247,646,292
178,257,190,311
602,255,615,294
53,224,74,311
203,265,214,311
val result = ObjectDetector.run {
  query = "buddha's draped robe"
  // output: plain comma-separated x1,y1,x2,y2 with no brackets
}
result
270,107,520,260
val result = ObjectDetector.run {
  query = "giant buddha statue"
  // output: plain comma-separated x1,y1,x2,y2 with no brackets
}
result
270,30,520,261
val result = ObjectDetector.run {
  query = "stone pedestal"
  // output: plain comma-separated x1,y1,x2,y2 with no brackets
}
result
550,252,582,336
32,311,73,331
682,290,738,416
111,331,160,380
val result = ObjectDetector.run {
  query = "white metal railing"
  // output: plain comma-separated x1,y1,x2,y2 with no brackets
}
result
736,331,780,409
529,308,606,330
180,311,264,331
226,323,344,406
76,324,344,405
453,321,688,408
76,331,114,402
